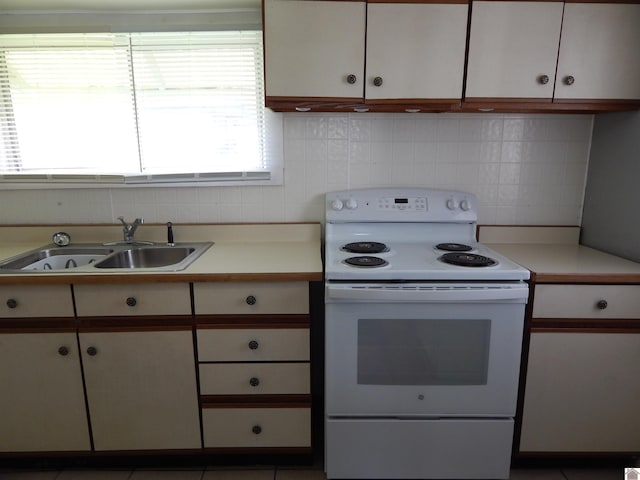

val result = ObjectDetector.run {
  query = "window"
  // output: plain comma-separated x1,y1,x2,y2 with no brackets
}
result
0,31,281,187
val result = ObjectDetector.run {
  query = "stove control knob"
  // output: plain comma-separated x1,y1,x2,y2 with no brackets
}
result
460,199,471,211
345,198,358,210
331,199,344,211
446,199,457,210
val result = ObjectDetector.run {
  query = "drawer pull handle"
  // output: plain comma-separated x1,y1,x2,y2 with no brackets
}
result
249,377,260,387
87,346,98,356
126,297,137,307
58,346,70,356
6,298,18,309
246,295,257,306
596,299,608,310
252,425,262,435
248,340,259,350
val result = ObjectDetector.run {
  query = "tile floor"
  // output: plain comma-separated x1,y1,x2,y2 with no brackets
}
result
0,465,629,479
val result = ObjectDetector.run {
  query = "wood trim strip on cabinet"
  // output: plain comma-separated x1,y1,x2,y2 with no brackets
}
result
200,394,312,408
368,0,468,4
78,316,194,330
201,446,313,454
462,100,639,114
531,317,640,332
533,273,640,284
196,315,310,328
0,324,76,333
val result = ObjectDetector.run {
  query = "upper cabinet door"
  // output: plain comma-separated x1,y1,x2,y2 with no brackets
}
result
555,3,640,101
365,2,468,101
263,0,366,100
465,1,563,100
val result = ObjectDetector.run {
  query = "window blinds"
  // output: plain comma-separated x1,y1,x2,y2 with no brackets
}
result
0,31,277,186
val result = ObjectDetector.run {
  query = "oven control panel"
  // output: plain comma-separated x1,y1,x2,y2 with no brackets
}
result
377,196,426,211
326,188,478,223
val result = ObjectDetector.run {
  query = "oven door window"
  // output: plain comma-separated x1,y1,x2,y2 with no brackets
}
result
358,318,490,386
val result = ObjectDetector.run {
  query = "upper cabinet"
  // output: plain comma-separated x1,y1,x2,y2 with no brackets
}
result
263,0,469,112
555,3,640,101
263,0,366,101
466,1,640,109
465,1,564,100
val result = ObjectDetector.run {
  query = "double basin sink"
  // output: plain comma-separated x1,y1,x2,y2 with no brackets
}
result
0,242,213,273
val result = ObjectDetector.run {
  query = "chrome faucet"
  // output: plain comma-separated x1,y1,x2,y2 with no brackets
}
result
118,216,144,243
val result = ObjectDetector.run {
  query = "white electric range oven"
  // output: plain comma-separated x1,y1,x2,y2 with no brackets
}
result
324,188,530,479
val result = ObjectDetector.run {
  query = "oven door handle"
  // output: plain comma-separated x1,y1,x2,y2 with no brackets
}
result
326,284,529,303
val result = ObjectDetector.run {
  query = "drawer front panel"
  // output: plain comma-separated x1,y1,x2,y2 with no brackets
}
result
202,407,311,448
0,285,74,318
533,285,640,319
74,283,191,317
199,363,310,395
197,328,309,362
193,282,309,315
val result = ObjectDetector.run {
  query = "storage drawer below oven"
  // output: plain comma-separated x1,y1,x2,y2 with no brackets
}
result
326,417,514,479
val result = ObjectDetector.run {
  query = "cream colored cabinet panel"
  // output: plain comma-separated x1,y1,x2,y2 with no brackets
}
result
520,332,640,452
193,282,308,315
203,407,311,448
74,283,190,317
199,363,309,395
264,0,365,98
555,3,640,100
466,1,563,99
0,332,90,452
79,330,200,451
198,328,309,362
365,3,467,100
533,285,640,319
0,285,73,318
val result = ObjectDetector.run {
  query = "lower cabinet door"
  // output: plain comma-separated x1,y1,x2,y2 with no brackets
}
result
0,332,91,452
202,407,311,448
520,331,640,452
80,329,201,451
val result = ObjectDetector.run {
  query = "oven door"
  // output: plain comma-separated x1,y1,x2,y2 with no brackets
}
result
325,283,528,417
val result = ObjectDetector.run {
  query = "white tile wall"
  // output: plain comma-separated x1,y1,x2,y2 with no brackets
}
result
0,113,593,226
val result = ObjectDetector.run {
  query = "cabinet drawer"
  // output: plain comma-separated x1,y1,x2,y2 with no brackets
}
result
74,283,191,317
533,285,640,319
0,285,74,318
202,407,311,448
197,328,309,362
193,282,308,315
199,363,309,395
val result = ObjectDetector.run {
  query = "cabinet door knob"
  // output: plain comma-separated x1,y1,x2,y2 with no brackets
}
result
249,377,260,387
346,74,357,85
373,76,383,87
596,299,608,310
87,346,98,356
564,75,575,86
248,340,259,350
246,295,257,306
538,74,549,85
6,298,18,309
126,297,137,307
58,346,70,356
252,425,262,435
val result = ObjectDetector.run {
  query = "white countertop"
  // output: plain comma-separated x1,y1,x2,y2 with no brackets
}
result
0,223,323,284
479,226,640,283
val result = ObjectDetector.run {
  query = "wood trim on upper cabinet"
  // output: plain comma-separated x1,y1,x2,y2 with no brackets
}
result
368,0,468,4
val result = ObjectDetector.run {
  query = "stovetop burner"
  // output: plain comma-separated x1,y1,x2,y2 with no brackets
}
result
439,252,498,268
435,243,473,252
343,242,389,254
344,256,388,268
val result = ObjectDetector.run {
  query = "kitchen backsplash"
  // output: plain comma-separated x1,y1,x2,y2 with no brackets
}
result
0,113,593,226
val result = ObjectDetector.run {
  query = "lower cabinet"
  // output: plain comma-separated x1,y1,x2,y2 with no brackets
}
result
0,331,91,452
79,329,201,451
520,331,640,453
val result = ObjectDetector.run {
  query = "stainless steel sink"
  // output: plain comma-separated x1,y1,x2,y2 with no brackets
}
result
93,245,205,270
0,242,212,273
0,247,113,271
